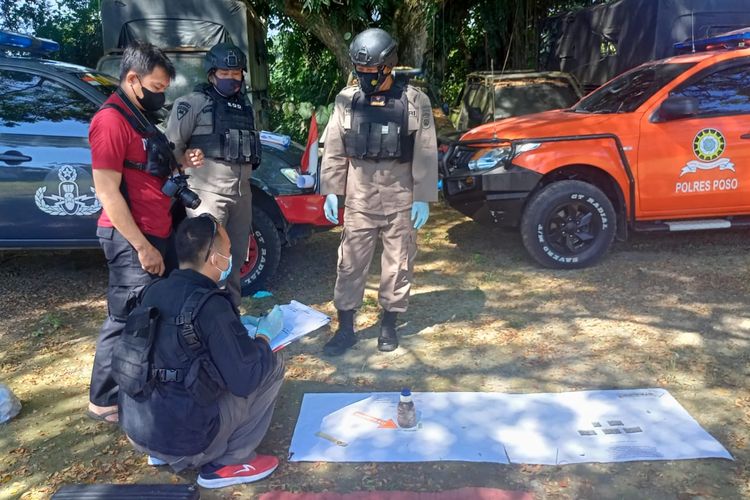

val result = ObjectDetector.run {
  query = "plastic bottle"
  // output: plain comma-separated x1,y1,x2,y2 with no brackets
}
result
396,388,416,428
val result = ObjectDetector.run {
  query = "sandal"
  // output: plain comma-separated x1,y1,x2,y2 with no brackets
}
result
85,407,119,424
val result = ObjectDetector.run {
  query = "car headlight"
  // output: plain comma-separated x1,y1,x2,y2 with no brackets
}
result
515,142,541,155
467,147,511,171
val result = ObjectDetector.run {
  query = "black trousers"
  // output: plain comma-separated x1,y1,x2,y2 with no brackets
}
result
89,226,169,407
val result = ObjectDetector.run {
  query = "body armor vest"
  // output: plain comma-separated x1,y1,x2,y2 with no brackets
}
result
343,84,414,162
189,84,261,165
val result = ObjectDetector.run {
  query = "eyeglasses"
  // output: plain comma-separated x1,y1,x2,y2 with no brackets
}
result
199,213,219,262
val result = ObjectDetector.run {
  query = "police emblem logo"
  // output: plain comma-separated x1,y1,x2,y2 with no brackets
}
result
369,95,386,107
421,111,431,129
176,101,191,120
693,128,725,161
679,128,735,177
34,165,102,216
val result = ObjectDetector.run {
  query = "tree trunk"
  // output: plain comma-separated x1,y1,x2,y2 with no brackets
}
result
282,0,352,78
391,0,433,68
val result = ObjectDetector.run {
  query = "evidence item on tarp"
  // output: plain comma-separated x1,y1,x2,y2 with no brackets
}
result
397,387,417,428
343,86,414,161
189,85,262,166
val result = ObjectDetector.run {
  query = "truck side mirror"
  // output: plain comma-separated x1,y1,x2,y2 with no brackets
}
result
657,95,698,121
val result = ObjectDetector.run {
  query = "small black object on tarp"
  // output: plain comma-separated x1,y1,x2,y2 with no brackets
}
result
52,484,199,499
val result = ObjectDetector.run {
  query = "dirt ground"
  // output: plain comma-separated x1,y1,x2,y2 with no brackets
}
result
1,204,749,500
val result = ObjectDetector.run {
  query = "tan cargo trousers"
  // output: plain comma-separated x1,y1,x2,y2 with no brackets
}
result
334,209,417,313
187,186,253,307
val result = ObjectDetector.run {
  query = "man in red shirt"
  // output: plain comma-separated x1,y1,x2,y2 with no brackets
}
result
87,43,204,423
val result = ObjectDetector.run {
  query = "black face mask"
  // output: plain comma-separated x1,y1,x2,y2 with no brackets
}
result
356,70,387,95
214,76,243,97
134,77,166,112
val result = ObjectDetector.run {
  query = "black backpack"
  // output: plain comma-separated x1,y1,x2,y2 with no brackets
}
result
111,286,228,404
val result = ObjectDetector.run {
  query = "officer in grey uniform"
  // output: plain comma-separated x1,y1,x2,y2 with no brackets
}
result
166,42,261,307
321,28,438,356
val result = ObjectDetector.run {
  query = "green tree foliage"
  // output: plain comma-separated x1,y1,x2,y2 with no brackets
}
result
250,0,440,139
251,0,437,77
431,0,600,106
0,0,102,68
266,20,342,140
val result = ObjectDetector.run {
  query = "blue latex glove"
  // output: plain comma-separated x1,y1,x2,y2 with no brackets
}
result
256,305,284,344
411,201,430,230
323,194,339,225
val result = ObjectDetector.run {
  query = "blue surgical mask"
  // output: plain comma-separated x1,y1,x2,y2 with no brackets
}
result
214,252,232,281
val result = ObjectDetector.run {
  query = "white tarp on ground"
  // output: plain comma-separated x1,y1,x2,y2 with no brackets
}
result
288,389,733,465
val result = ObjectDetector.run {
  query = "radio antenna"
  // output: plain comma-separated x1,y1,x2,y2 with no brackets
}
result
691,11,696,53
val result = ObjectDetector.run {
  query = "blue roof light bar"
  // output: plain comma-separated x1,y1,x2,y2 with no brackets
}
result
674,27,750,52
0,30,60,54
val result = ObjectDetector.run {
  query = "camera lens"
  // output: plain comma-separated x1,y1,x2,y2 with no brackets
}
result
180,189,201,210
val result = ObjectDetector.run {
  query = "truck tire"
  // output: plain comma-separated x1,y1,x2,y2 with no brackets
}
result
240,207,281,296
520,180,616,269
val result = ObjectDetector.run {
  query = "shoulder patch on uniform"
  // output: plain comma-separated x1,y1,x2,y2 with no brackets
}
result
176,101,191,120
421,108,431,129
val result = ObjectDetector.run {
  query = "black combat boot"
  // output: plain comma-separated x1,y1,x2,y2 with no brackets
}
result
377,310,399,352
323,310,357,356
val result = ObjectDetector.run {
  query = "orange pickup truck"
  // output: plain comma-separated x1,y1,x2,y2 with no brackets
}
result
442,28,750,268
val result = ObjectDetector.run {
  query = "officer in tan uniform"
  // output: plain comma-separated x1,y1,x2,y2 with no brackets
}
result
321,28,438,356
166,42,261,307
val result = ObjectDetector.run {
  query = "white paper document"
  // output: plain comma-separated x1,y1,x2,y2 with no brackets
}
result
244,300,330,351
288,389,733,465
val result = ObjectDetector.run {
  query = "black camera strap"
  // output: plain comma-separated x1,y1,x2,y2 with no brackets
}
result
113,87,158,134
99,101,151,173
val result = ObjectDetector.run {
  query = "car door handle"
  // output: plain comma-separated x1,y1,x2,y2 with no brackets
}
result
741,134,750,140
0,150,32,163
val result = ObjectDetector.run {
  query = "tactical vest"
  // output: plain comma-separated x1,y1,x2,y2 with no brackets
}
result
188,85,261,165
98,91,175,180
342,84,414,162
112,285,227,406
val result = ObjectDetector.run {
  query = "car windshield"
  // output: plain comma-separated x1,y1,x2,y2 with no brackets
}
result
494,80,579,118
573,62,695,114
75,71,118,97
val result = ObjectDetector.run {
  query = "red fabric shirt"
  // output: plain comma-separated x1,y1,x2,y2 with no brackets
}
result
89,93,172,238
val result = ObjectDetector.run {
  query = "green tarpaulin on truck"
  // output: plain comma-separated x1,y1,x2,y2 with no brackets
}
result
540,0,750,91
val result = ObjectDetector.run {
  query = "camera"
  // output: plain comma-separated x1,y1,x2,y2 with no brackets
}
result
162,174,201,209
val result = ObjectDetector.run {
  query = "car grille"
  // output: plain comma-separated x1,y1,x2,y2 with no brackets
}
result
444,146,478,175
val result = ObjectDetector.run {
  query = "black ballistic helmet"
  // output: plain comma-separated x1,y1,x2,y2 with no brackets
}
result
349,28,398,68
204,42,247,74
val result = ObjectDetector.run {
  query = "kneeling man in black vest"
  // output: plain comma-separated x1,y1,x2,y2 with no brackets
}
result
113,214,285,489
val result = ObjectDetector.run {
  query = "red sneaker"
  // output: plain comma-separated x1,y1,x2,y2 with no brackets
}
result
196,454,279,489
